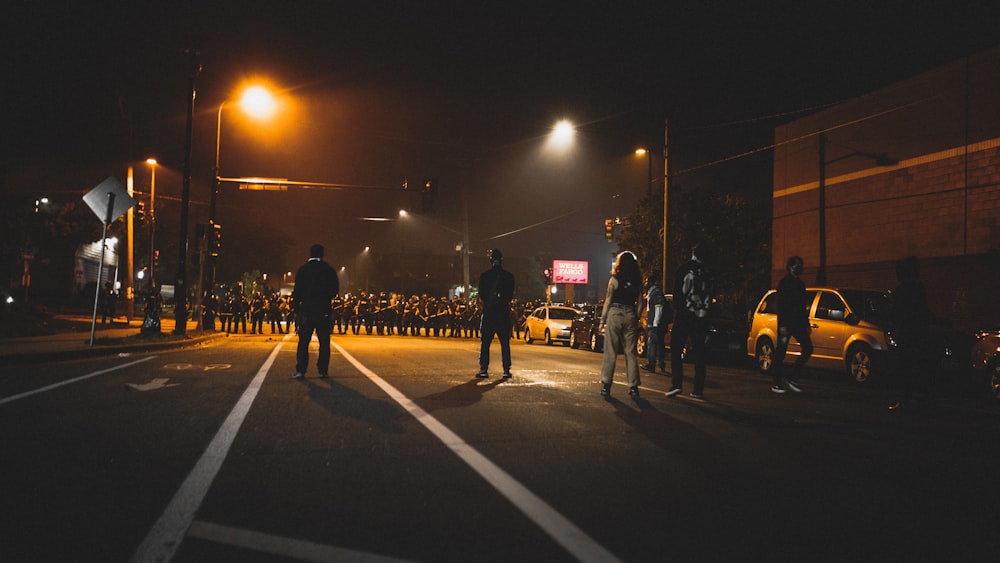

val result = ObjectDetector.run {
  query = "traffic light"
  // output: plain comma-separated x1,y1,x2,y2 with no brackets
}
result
421,179,437,212
209,223,222,258
543,268,552,285
136,201,146,222
604,218,613,240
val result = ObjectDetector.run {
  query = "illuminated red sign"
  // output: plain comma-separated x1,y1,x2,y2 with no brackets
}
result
552,260,588,284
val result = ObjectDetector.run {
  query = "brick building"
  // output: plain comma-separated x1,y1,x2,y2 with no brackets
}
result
772,45,1000,331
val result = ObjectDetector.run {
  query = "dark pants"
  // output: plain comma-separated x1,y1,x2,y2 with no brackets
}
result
671,313,708,394
773,324,813,386
479,314,512,373
296,312,333,376
646,326,666,369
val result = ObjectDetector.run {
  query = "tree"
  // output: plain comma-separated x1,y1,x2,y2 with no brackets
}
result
616,185,771,317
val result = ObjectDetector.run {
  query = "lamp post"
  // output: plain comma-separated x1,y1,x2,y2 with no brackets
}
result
174,49,200,336
145,158,157,291
816,132,898,285
208,85,278,294
635,147,653,198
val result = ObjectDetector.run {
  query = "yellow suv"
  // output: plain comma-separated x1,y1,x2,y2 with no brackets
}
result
747,287,892,384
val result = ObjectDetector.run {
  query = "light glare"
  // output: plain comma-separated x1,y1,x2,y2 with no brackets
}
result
240,86,277,120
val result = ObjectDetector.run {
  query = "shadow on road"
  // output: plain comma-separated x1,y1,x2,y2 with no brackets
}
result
299,379,408,433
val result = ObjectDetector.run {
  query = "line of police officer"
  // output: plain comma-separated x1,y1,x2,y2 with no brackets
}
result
202,286,536,338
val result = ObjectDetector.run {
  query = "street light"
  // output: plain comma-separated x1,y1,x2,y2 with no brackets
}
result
209,84,279,298
816,132,898,285
635,147,653,198
145,158,157,291
210,84,279,222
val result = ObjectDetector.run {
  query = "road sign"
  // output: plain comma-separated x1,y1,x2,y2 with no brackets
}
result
83,176,136,224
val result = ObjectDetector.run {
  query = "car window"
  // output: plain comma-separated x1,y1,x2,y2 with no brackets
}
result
759,292,778,314
841,290,891,324
815,291,847,321
549,308,577,320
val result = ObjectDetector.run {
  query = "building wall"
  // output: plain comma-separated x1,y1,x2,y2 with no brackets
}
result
772,45,1000,330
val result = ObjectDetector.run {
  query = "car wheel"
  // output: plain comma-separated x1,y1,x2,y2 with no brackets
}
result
590,332,602,353
570,332,579,349
755,337,775,374
525,328,534,344
847,343,875,384
544,329,553,345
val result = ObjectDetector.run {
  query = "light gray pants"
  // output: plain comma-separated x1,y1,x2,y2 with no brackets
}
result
600,306,641,388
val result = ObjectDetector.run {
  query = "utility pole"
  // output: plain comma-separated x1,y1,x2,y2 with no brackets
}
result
174,49,201,336
662,119,669,291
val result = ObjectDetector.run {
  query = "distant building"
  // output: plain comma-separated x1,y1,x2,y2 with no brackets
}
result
772,44,1000,330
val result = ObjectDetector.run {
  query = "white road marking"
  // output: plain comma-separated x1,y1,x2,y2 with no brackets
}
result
187,520,414,563
332,341,623,563
0,356,155,406
130,341,285,563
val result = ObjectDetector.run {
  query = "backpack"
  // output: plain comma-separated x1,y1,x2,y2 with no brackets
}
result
683,262,712,318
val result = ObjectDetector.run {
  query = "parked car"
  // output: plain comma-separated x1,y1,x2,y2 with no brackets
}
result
569,304,604,352
663,295,748,362
747,287,969,385
524,305,579,346
972,327,1000,399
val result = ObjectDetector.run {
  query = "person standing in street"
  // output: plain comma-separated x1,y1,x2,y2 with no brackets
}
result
643,272,668,373
292,244,340,379
888,256,931,412
667,242,712,400
772,255,810,393
599,251,643,398
477,248,516,379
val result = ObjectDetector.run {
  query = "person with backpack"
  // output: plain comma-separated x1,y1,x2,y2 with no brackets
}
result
667,242,712,400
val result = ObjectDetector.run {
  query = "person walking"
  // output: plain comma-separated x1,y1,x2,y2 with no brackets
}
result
477,248,516,379
292,244,340,379
599,251,643,398
771,255,811,393
888,256,931,411
642,272,668,373
667,242,712,399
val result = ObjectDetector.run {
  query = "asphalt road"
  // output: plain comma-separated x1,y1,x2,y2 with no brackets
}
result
2,333,998,562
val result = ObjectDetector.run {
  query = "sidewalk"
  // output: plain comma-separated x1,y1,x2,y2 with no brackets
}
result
0,314,226,365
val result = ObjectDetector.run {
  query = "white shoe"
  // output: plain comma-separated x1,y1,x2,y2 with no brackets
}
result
292,372,305,379
771,385,785,394
787,380,802,393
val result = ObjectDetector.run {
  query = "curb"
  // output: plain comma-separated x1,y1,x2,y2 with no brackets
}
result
0,332,228,366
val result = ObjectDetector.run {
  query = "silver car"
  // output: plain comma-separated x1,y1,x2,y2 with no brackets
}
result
524,305,579,346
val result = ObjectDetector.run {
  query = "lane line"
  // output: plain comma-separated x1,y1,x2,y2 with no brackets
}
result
130,341,285,563
187,520,414,563
0,356,156,406
331,341,623,563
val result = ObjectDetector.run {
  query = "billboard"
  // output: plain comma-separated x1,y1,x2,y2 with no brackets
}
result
552,260,588,284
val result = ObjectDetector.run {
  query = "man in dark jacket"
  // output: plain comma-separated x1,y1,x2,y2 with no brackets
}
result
477,248,516,379
772,255,811,393
292,244,340,379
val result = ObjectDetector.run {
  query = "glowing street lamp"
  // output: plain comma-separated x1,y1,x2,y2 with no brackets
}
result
546,119,576,153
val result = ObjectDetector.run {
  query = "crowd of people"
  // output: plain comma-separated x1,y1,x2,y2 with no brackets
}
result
200,285,543,339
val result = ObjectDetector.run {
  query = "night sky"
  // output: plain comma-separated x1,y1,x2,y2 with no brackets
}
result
4,1,999,290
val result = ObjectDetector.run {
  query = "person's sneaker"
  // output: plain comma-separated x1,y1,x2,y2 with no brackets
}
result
641,364,655,372
292,372,305,379
689,393,705,401
502,371,512,379
476,370,489,378
318,373,329,379
665,388,681,397
600,383,611,397
771,385,786,394
629,386,640,397
786,380,802,393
